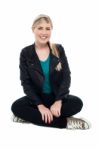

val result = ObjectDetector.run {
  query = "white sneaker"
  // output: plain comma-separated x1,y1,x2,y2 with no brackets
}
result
11,115,29,123
66,117,90,130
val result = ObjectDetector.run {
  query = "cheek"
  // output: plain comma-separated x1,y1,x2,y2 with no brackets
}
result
34,32,40,38
33,30,40,36
48,32,51,37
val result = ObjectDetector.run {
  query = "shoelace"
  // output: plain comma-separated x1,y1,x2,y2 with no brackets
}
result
67,117,89,129
69,119,84,129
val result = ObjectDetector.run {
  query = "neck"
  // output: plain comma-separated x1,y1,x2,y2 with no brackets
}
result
35,42,49,50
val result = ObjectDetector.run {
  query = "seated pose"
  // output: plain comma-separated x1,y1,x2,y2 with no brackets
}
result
11,14,90,129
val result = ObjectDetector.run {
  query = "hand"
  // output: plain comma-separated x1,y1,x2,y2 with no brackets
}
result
37,104,53,124
50,100,62,117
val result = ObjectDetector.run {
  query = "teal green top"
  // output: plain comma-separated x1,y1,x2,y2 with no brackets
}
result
40,54,52,93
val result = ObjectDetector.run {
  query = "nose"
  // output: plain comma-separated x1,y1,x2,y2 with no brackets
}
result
41,29,48,35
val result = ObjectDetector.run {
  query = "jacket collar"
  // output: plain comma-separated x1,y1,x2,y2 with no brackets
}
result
29,43,60,75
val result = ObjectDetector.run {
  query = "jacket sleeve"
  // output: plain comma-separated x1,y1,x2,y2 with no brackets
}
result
19,49,43,105
55,44,71,101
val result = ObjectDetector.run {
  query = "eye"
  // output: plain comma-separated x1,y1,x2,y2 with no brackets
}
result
38,27,43,30
46,27,51,30
37,27,51,31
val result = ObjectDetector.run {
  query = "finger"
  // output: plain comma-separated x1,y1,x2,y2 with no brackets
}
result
46,112,52,124
44,113,48,123
51,108,59,117
42,113,44,121
55,111,59,117
58,110,61,116
51,110,56,117
49,112,53,123
54,110,60,117
52,110,56,116
48,114,51,124
50,108,54,116
50,113,53,122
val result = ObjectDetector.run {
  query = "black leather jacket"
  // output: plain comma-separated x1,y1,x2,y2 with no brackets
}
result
19,43,71,105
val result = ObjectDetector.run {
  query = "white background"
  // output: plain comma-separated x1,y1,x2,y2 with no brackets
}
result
0,0,99,149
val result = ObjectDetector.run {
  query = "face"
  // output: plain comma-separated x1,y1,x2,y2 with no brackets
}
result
33,20,52,45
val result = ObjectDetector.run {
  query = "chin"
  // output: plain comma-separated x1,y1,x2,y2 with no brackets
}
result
39,40,49,44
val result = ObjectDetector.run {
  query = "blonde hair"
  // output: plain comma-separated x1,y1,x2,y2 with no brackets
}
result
50,43,62,71
32,14,53,30
32,14,62,71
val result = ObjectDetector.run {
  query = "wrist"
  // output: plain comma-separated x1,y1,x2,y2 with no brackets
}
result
55,100,62,104
37,104,44,109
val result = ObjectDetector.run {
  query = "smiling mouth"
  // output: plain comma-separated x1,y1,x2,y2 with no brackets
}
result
40,36,48,40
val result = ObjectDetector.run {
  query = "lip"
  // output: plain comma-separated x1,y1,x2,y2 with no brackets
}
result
39,37,48,40
40,36,48,39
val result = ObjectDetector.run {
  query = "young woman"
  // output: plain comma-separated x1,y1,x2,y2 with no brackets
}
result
11,14,89,129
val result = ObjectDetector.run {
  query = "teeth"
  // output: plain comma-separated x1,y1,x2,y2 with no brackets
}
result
40,36,47,39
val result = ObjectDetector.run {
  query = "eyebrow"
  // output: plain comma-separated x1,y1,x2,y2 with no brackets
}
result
37,26,51,29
